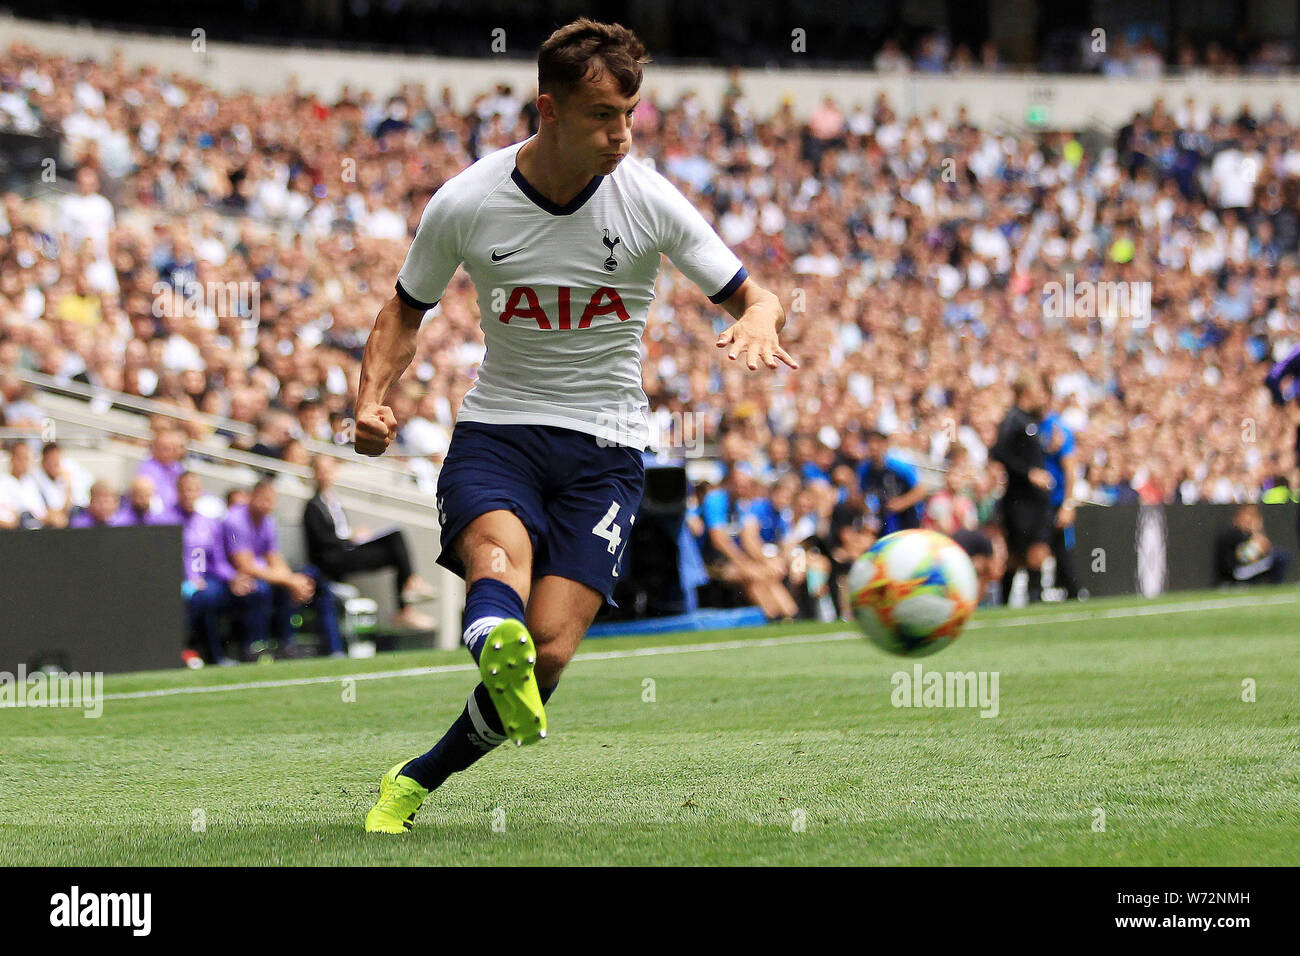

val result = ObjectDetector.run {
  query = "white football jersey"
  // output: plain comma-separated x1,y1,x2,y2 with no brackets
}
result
396,136,746,450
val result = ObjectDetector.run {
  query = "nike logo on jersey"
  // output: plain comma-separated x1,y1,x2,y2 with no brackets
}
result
491,247,527,261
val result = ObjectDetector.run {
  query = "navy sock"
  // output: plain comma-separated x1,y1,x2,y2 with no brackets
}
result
1000,569,1017,605
1027,569,1043,603
460,577,526,664
399,681,559,791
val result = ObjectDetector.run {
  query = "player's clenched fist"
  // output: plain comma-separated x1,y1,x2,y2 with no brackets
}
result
354,404,398,457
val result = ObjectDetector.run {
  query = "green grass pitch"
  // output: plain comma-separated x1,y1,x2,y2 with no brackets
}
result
2,587,1297,866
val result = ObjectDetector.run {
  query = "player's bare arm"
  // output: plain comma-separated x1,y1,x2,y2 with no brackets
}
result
715,277,798,372
354,293,426,456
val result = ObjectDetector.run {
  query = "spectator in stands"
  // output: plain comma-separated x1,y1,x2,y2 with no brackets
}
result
923,455,980,536
114,474,162,526
1215,504,1292,585
700,468,798,620
0,439,47,528
281,437,310,467
1041,392,1082,600
858,430,926,534
0,374,42,429
953,526,1001,606
170,471,236,666
58,166,115,258
68,480,122,528
302,454,435,630
136,426,188,513
828,475,877,617
248,409,296,460
223,477,344,658
7,45,1300,609
33,442,92,517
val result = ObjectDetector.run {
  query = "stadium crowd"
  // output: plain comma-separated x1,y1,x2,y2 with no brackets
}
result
3,40,1300,628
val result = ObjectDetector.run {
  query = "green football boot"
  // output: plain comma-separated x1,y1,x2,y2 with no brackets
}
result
479,619,547,746
364,761,429,834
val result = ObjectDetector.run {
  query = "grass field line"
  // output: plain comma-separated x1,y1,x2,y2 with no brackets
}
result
964,591,1298,631
90,590,1298,704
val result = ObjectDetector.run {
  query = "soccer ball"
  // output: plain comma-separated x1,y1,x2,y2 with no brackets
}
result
848,529,979,657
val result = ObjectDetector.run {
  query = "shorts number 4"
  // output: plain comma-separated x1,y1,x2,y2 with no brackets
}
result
592,502,623,554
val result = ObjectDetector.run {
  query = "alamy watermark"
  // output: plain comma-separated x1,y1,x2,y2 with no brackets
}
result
49,886,150,936
0,665,104,718
1042,273,1151,324
152,280,261,326
890,664,999,717
595,403,707,457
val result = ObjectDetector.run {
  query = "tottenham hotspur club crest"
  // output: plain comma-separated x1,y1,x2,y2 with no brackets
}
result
601,229,621,272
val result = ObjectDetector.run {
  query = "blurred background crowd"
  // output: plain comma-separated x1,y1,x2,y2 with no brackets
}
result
2,38,1300,625
8,0,1300,75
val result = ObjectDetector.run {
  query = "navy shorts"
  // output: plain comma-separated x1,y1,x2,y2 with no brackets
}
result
434,421,646,603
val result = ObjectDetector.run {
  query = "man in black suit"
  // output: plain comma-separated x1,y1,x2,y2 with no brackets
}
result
303,454,435,629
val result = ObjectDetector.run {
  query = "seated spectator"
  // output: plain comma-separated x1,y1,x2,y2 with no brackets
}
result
33,442,93,519
953,527,1001,606
699,468,798,619
0,439,48,528
924,459,980,536
170,471,237,666
69,480,123,528
114,475,164,526
224,477,344,658
1216,504,1291,585
303,454,435,630
136,426,188,514
828,482,878,618
858,430,926,533
1261,475,1297,504
248,410,296,459
767,473,833,620
226,487,250,512
0,374,43,429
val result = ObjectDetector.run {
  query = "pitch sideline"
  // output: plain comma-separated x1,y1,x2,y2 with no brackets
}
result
92,591,1298,703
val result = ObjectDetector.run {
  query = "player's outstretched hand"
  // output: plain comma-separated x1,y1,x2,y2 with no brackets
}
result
716,312,798,372
355,404,398,457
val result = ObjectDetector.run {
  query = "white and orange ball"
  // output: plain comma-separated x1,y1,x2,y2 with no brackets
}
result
847,529,978,656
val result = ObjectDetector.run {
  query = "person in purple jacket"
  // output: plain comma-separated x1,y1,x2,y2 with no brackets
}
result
167,471,238,666
135,426,188,515
68,480,124,528
223,477,344,659
114,475,166,526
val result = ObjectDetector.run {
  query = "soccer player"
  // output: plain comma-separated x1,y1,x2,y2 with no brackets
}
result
991,374,1055,604
355,19,795,833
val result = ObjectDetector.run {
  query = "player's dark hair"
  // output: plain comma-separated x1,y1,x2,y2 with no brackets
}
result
538,18,650,103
